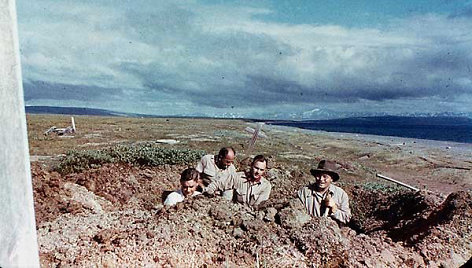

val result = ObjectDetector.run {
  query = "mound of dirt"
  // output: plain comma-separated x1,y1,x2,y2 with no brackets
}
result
32,163,86,224
32,162,472,267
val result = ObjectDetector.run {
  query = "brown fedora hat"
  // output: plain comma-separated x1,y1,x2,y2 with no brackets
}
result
310,160,340,182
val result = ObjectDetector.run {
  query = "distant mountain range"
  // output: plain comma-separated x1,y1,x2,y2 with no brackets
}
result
25,105,472,122
25,105,472,143
24,106,246,120
25,106,149,117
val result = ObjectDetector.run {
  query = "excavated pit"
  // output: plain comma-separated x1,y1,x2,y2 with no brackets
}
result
32,162,472,267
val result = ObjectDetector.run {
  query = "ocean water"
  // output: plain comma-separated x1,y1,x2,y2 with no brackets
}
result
268,116,472,144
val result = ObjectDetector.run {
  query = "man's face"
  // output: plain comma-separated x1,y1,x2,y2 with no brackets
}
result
217,151,235,170
250,160,266,182
314,172,333,191
181,180,198,197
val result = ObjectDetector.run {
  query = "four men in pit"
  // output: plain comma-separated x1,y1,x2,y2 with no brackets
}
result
165,145,351,225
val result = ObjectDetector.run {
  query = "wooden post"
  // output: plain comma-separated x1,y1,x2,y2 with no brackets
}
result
249,123,262,149
245,123,266,153
71,116,76,132
0,0,40,266
376,174,420,192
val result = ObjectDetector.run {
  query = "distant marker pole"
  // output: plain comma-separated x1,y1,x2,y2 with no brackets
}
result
246,123,263,153
0,0,40,266
71,116,76,132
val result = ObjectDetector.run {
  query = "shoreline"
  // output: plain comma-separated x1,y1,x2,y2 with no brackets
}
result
266,123,472,157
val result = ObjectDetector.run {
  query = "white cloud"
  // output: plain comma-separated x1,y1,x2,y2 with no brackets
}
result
17,0,472,118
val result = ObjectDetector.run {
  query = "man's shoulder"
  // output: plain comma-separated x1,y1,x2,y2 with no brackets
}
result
234,171,247,180
164,190,184,205
329,184,348,195
229,171,250,185
200,154,215,162
298,185,312,197
197,155,216,171
298,185,311,192
260,177,271,187
167,190,184,199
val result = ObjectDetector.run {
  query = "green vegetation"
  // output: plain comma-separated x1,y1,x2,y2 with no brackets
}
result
357,181,406,194
54,143,205,174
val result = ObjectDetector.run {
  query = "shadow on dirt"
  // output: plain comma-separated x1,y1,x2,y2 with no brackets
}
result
349,185,471,245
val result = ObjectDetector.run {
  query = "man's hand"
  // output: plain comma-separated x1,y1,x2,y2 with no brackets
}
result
202,191,214,197
324,194,337,214
197,177,205,193
253,200,268,211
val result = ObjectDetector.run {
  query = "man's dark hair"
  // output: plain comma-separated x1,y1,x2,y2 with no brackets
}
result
180,168,200,182
218,147,236,158
252,155,268,166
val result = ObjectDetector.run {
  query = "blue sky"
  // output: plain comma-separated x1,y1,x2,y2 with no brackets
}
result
17,0,472,119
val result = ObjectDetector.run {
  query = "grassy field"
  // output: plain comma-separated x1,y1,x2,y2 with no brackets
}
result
26,114,337,175
26,113,472,194
27,114,250,155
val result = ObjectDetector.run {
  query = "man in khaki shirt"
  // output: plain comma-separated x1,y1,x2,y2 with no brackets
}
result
196,147,237,186
205,155,271,207
298,160,351,224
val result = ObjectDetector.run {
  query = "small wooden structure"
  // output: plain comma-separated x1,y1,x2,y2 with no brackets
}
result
44,116,76,136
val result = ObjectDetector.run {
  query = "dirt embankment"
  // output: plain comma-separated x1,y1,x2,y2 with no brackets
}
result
32,161,472,267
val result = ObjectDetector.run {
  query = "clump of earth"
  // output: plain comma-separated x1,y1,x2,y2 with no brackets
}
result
32,160,472,267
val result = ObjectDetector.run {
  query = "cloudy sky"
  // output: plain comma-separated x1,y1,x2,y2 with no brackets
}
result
17,0,472,119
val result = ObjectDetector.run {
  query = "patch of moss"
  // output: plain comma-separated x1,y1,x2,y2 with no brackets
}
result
54,143,205,174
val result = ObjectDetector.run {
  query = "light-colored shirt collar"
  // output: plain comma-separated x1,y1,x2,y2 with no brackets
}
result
307,184,335,197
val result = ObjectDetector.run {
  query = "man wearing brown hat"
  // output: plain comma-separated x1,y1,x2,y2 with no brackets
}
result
298,160,351,224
